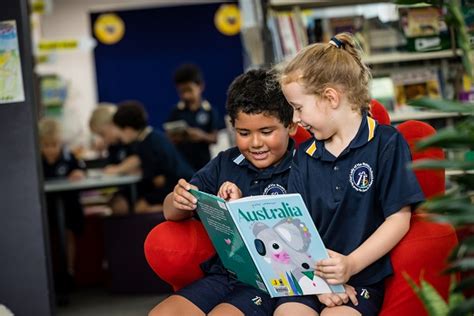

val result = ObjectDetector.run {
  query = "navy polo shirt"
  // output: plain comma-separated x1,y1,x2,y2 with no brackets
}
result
288,114,424,286
135,129,194,183
191,140,295,199
167,100,220,171
106,141,134,165
42,148,86,179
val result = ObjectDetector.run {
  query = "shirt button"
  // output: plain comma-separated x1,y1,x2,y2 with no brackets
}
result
334,166,339,171
253,180,259,184
335,185,340,190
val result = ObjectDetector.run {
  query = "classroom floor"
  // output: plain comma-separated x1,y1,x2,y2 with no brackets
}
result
56,287,168,316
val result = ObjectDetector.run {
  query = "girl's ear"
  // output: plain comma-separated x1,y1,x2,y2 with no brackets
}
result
322,87,340,109
288,122,298,136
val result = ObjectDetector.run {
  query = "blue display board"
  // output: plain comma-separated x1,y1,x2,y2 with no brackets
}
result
91,2,244,129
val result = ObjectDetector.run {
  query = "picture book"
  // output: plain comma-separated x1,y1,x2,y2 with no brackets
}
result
162,120,188,134
190,189,345,297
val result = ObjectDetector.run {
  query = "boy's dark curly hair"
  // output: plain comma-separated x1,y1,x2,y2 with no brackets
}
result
173,64,203,85
113,100,148,131
226,69,293,127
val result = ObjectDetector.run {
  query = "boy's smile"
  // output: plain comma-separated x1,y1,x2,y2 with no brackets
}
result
234,112,290,169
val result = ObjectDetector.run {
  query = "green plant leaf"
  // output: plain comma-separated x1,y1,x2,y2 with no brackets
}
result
448,275,465,309
452,276,474,293
408,98,474,113
448,236,474,261
447,298,474,316
404,273,449,316
411,159,474,171
415,128,474,150
446,258,474,272
450,174,474,189
431,214,474,226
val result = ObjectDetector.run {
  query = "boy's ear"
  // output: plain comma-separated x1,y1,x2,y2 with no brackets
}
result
288,122,298,136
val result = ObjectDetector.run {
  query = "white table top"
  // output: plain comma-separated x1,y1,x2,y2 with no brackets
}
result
44,174,141,193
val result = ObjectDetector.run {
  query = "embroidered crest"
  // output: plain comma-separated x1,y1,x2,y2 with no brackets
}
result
263,183,287,195
360,288,370,299
349,162,373,192
196,111,209,125
56,164,68,176
252,296,262,305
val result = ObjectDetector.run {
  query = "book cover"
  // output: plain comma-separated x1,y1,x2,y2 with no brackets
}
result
191,190,345,297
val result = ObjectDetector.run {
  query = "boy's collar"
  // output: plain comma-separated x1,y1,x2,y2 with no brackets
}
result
137,126,153,142
233,139,295,172
177,100,211,111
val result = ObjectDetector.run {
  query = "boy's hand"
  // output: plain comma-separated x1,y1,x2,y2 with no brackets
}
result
317,284,358,307
153,175,166,188
218,181,242,201
104,164,120,174
172,179,198,211
186,127,205,141
315,250,356,285
68,170,85,181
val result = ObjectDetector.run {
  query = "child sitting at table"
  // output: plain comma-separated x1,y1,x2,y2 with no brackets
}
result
39,117,86,299
112,100,194,213
89,103,140,214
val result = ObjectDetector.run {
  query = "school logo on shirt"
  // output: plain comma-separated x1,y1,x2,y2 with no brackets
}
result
196,111,210,125
263,183,286,195
56,164,68,176
349,162,373,192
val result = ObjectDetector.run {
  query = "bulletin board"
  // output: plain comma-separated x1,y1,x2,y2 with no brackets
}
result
91,2,244,130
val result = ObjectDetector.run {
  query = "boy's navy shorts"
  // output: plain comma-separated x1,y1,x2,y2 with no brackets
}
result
274,281,385,316
176,274,275,315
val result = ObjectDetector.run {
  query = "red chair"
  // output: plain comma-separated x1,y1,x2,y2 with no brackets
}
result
370,99,391,125
380,120,457,316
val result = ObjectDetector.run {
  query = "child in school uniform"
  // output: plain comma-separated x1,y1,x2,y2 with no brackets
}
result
165,64,221,171
149,69,297,316
275,33,425,316
89,104,141,214
112,100,194,213
39,117,86,297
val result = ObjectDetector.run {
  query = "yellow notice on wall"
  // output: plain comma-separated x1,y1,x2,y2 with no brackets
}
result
94,13,125,45
214,4,241,36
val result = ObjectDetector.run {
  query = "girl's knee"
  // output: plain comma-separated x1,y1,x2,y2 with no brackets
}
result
274,302,318,316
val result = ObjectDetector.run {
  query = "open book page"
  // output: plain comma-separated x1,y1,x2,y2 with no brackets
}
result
226,193,345,297
162,120,188,134
190,189,269,294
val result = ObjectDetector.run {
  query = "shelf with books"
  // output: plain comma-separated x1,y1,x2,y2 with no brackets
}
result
389,111,462,124
363,49,461,65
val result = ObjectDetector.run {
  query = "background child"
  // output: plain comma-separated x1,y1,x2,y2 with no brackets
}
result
275,33,425,316
149,69,296,316
89,103,138,171
89,103,140,214
113,100,194,213
165,63,221,171
39,117,86,300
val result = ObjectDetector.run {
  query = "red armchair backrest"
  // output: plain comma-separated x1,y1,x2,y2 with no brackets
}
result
370,99,391,125
397,120,445,198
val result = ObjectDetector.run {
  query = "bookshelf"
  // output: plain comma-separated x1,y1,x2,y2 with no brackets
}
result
363,49,461,65
258,1,468,126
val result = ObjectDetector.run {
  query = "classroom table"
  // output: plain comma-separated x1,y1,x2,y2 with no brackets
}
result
43,173,141,300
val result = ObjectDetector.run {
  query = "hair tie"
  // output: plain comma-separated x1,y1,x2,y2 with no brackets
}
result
329,37,343,48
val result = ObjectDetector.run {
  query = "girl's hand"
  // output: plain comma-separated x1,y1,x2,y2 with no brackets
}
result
218,181,242,201
172,178,198,211
317,284,358,307
315,249,356,285
68,169,85,181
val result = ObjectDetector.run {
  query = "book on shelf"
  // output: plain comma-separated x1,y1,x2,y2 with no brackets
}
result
190,189,345,297
391,67,442,112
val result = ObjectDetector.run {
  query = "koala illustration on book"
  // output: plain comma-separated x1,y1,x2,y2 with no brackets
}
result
253,218,332,294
